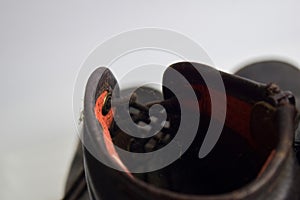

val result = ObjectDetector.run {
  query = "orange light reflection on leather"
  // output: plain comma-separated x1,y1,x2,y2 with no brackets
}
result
94,91,132,177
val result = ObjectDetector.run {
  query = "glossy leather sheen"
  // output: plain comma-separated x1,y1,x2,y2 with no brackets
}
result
65,62,300,200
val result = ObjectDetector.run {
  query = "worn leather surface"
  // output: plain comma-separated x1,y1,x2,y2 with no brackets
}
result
64,61,300,200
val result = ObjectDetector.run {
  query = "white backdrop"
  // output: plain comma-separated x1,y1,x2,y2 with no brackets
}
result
0,0,299,199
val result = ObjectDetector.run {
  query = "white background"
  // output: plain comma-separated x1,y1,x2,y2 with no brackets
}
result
0,0,300,199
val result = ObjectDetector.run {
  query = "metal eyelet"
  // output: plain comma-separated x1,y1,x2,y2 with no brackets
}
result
102,92,112,116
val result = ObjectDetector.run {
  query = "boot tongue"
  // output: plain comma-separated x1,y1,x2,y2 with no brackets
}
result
161,62,252,153
158,62,281,194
